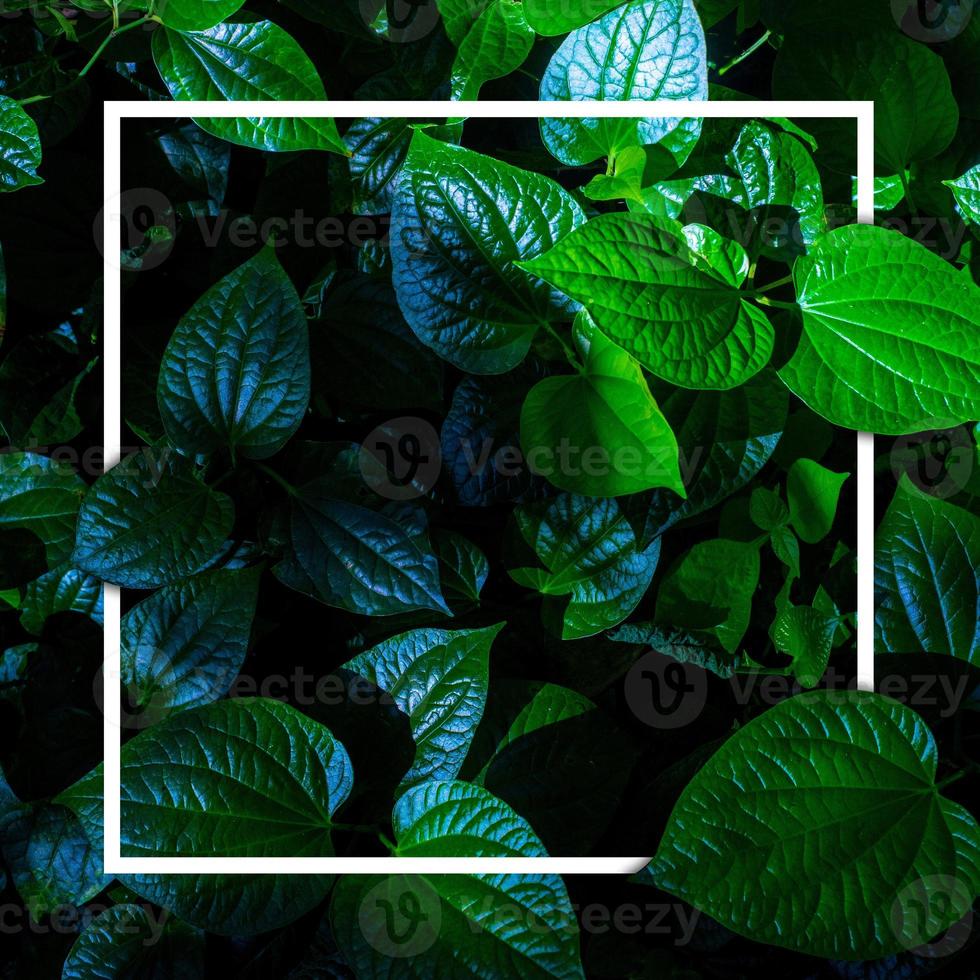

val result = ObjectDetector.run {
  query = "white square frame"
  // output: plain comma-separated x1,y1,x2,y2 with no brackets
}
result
103,99,875,874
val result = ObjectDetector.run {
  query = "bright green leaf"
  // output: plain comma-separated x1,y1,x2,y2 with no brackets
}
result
779,224,980,434
786,458,849,544
519,212,774,389
152,23,346,153
521,314,685,497
0,96,43,192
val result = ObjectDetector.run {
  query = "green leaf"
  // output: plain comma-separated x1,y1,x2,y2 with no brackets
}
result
54,766,332,935
344,118,460,216
539,0,707,167
0,453,84,571
158,248,310,460
464,680,594,781
312,275,444,412
151,23,346,153
769,524,800,579
771,605,837,686
331,871,584,978
63,904,205,980
392,780,547,856
151,0,247,30
72,451,234,589
642,369,788,536
446,0,535,101
786,458,849,544
648,690,980,959
773,32,958,174
519,213,774,389
945,164,980,227
0,777,107,918
779,224,980,434
433,530,489,610
749,487,788,531
523,0,628,35
19,565,103,635
725,120,825,249
608,623,743,677
655,538,760,652
391,131,586,374
121,566,260,715
510,493,660,639
272,485,450,617
876,478,979,666
342,624,503,788
118,698,352,857
0,95,43,192
521,314,685,497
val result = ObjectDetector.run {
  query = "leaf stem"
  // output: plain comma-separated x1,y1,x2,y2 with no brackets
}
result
541,321,584,373
936,769,969,790
898,169,917,214
717,30,772,77
77,14,152,80
754,297,799,312
751,274,794,295
255,462,298,497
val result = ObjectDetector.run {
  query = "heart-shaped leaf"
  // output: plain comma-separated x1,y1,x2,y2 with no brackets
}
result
157,247,310,461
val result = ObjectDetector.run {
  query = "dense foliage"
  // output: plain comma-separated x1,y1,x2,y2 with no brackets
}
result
1,0,979,977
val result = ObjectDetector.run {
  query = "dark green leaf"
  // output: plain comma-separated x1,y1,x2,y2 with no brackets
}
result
0,95,43,192
391,132,585,374
876,477,979,666
158,247,310,460
342,624,503,787
72,451,234,589
510,493,660,639
121,566,260,715
648,690,980,959
118,698,352,857
62,904,205,980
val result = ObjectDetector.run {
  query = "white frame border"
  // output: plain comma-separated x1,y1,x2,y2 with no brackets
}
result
103,99,875,875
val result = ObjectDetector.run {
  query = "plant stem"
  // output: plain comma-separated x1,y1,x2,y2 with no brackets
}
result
717,30,772,77
255,462,298,497
77,14,152,80
17,95,52,106
750,274,794,295
936,770,969,790
898,169,917,214
754,297,799,312
541,321,584,373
